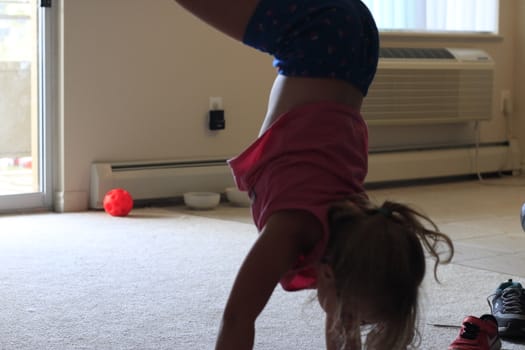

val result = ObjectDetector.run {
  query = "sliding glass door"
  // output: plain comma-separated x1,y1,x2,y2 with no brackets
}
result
0,0,53,212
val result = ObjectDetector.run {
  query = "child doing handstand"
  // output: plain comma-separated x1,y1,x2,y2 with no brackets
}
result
173,0,454,349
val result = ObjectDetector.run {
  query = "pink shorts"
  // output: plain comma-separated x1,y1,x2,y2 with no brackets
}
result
228,101,368,291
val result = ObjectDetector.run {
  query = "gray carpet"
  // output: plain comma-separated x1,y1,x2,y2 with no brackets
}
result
1,208,524,349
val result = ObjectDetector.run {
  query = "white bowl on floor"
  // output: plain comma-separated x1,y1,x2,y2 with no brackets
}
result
225,187,251,207
183,192,221,210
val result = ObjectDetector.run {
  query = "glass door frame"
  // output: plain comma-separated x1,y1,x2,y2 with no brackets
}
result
0,1,55,213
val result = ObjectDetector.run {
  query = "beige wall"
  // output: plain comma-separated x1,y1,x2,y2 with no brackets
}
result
56,0,275,210
55,0,523,211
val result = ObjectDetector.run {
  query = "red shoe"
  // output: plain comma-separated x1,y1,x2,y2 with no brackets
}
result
449,314,501,350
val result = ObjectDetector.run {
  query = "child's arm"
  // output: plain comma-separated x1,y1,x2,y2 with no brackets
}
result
215,210,323,350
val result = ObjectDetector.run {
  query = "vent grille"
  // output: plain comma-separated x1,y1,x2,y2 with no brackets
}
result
362,48,494,125
363,69,493,125
111,159,228,171
379,47,455,60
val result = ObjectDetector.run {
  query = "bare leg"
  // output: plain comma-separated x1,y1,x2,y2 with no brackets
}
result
173,0,261,41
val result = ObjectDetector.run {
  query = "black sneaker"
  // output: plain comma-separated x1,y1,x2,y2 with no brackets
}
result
488,279,525,337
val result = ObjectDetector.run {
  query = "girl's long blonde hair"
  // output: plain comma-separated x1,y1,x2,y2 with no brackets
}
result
324,195,454,349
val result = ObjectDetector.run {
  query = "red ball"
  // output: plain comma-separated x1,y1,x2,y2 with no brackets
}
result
103,188,134,217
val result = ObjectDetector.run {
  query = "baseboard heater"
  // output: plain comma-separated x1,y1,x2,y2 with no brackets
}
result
367,142,520,183
90,159,235,209
90,143,520,209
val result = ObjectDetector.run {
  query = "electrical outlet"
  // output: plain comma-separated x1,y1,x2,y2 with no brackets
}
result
209,97,223,110
501,90,512,116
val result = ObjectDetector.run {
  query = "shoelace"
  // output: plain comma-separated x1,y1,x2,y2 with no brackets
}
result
500,287,525,313
487,287,525,314
460,322,480,340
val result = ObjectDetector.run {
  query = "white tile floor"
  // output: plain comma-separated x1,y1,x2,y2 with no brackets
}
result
181,176,525,279
367,177,525,279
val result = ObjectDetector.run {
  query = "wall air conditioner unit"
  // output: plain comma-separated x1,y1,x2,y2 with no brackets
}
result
361,48,494,125
90,159,235,209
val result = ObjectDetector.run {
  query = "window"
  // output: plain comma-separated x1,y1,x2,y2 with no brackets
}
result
0,0,54,211
361,0,499,34
0,0,32,60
